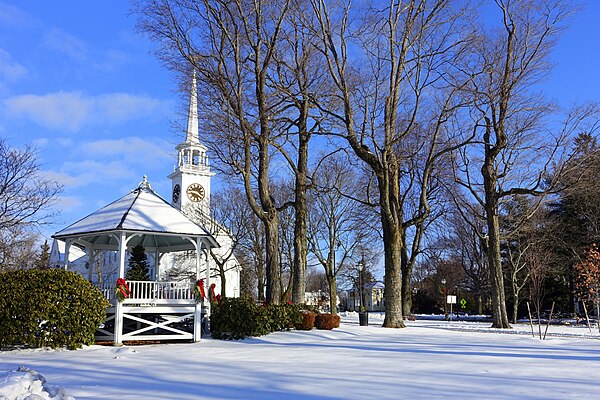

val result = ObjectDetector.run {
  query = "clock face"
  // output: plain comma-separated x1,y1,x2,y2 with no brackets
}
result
186,183,205,202
172,184,181,203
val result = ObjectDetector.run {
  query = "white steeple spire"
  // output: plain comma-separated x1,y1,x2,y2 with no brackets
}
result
186,71,199,143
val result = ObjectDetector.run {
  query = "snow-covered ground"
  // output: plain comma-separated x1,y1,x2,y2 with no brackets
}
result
2,314,600,399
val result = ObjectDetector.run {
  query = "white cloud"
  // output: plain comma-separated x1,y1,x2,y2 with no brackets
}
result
42,28,88,63
0,49,27,82
57,138,73,147
53,195,83,211
42,29,128,72
0,3,35,28
81,137,171,165
40,170,79,187
32,137,49,147
42,159,138,190
3,91,170,132
61,160,136,185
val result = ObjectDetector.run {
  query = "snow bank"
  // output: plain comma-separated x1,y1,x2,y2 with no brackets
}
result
0,366,73,400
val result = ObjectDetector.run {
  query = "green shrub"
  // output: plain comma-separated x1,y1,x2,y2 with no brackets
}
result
0,269,109,350
296,311,316,330
211,299,309,340
210,297,270,340
314,313,341,330
266,302,303,332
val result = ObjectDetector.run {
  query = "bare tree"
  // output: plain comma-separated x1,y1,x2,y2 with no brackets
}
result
137,0,296,303
0,225,39,271
269,2,332,304
453,0,588,328
439,208,491,315
307,154,377,314
504,237,530,324
527,238,553,337
0,139,61,233
310,0,473,327
0,139,61,271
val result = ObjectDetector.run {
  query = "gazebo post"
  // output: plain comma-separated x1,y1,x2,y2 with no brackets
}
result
86,245,94,282
114,231,127,346
204,245,210,318
63,239,72,270
154,249,161,281
194,237,203,341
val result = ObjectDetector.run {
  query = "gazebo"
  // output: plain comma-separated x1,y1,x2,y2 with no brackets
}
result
52,176,219,345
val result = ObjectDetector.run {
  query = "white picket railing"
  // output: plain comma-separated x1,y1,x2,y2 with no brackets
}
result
96,282,115,300
96,280,195,303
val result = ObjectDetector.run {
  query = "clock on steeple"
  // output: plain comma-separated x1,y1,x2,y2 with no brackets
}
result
172,184,181,204
186,183,205,202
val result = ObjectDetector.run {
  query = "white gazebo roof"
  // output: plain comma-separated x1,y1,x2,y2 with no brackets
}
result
53,177,218,251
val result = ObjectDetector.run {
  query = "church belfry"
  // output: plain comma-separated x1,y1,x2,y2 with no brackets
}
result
168,72,214,215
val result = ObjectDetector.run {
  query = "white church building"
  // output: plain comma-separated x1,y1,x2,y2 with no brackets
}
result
51,73,241,301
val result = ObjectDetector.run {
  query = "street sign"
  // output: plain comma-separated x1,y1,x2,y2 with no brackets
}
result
447,295,457,304
460,298,467,309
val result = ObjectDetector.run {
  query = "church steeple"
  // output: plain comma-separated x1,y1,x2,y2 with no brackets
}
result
168,69,214,214
185,71,199,143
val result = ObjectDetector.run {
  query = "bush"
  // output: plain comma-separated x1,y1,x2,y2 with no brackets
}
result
0,269,109,349
211,299,312,340
266,302,303,332
314,313,341,330
210,297,270,340
296,311,316,330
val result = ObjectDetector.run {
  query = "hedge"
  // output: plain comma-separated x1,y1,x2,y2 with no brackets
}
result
210,298,320,340
210,297,270,340
0,268,109,349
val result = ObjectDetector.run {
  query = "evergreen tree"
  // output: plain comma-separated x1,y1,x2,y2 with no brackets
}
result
125,245,150,281
34,240,50,269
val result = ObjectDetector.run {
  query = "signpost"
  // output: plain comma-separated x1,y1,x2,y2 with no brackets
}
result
447,295,457,321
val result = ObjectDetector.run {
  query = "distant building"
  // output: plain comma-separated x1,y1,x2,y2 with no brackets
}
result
347,281,385,312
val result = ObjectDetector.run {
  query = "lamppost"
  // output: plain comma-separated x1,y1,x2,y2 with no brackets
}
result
357,262,364,311
441,278,448,320
357,262,368,326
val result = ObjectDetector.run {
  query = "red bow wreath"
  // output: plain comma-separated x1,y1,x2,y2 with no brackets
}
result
115,278,131,302
193,279,206,303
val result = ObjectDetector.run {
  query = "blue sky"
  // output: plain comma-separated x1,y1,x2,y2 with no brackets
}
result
1,0,599,242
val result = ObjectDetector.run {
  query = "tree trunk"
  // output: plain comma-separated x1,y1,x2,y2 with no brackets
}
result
401,244,412,317
292,117,310,304
327,273,337,315
254,227,266,301
512,293,519,324
220,268,227,298
381,212,405,328
264,218,281,304
483,188,511,328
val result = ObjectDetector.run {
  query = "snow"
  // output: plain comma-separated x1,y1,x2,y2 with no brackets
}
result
2,317,600,399
53,187,211,238
0,366,73,400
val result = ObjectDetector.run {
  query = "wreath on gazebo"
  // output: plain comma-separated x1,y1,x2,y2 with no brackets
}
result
115,278,132,302
193,279,206,303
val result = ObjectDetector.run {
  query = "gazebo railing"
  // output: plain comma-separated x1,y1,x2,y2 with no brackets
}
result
95,281,195,303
